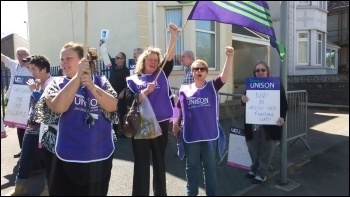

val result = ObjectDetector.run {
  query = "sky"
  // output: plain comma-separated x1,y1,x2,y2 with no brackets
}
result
1,1,28,40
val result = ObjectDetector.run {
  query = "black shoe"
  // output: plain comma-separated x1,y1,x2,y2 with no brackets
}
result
245,171,256,179
252,175,266,184
13,151,21,158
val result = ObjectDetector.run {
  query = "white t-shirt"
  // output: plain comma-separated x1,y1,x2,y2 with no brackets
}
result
4,56,32,99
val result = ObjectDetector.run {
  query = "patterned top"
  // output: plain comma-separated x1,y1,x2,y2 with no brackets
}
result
182,66,194,85
34,76,119,153
4,56,32,99
25,90,43,135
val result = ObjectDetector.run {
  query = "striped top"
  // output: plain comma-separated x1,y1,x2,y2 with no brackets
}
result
4,56,32,99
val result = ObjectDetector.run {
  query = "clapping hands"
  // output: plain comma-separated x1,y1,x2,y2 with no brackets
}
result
26,78,40,92
78,58,94,89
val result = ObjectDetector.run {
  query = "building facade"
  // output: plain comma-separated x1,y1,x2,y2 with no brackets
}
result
26,1,341,95
327,1,349,73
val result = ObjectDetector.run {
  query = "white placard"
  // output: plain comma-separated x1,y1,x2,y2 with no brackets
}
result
4,76,34,128
227,127,252,170
101,29,109,41
129,64,136,76
245,77,280,125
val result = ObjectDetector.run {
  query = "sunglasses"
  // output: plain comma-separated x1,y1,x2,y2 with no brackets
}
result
192,67,207,72
17,54,28,57
115,57,124,59
255,68,267,73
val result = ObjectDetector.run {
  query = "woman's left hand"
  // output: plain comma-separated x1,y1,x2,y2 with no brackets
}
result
26,78,38,92
276,117,285,126
1,131,7,139
169,23,179,35
225,46,234,57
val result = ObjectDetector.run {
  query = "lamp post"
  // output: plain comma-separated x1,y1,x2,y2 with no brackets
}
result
24,20,29,41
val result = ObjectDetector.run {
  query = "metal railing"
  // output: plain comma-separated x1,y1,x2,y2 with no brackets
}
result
170,87,309,150
1,67,308,150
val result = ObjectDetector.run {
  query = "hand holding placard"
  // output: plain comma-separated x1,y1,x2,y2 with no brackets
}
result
245,77,280,125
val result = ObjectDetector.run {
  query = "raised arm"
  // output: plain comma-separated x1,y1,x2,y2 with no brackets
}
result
46,74,81,113
99,39,113,67
1,53,8,63
220,46,234,83
164,23,179,61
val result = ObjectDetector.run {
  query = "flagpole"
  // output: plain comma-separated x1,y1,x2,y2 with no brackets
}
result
280,1,288,185
153,19,189,82
84,1,88,58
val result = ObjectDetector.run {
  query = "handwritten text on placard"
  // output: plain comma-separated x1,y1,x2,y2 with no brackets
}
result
4,76,34,128
245,77,280,125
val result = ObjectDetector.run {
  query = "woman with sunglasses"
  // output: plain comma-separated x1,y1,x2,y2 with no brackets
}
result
241,61,288,184
99,40,130,138
173,46,234,196
34,42,118,195
110,52,130,138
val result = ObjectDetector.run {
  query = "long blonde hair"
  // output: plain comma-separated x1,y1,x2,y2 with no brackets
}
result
134,46,163,75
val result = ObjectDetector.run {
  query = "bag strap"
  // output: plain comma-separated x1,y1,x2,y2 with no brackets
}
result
130,93,139,111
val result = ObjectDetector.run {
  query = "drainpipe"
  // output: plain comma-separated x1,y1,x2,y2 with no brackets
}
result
152,1,157,46
293,1,296,75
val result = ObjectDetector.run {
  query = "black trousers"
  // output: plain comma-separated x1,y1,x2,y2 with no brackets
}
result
17,128,25,149
49,154,113,196
42,148,54,185
131,121,169,196
113,98,128,134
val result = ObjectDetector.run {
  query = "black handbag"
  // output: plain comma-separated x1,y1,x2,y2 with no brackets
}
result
123,96,141,138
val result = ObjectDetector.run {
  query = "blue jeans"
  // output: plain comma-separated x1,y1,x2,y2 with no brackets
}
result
185,140,217,196
16,133,42,184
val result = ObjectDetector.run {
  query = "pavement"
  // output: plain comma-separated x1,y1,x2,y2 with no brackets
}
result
1,106,349,196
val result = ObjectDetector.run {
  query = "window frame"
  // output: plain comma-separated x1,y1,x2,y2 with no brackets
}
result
316,32,323,65
297,31,309,65
298,1,310,6
165,8,183,70
195,21,216,70
317,1,327,9
326,48,336,69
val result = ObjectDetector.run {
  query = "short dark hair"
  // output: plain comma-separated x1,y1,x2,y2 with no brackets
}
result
29,55,51,73
118,52,127,66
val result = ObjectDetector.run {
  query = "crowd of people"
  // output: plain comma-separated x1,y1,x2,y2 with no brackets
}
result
1,22,288,196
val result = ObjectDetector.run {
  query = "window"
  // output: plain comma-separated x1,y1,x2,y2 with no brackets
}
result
166,9,183,68
196,21,216,69
298,1,310,5
326,48,336,68
317,1,327,9
316,32,322,65
297,32,309,65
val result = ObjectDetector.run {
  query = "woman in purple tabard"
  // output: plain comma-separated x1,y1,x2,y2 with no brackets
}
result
125,23,178,196
37,42,118,196
173,46,234,196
